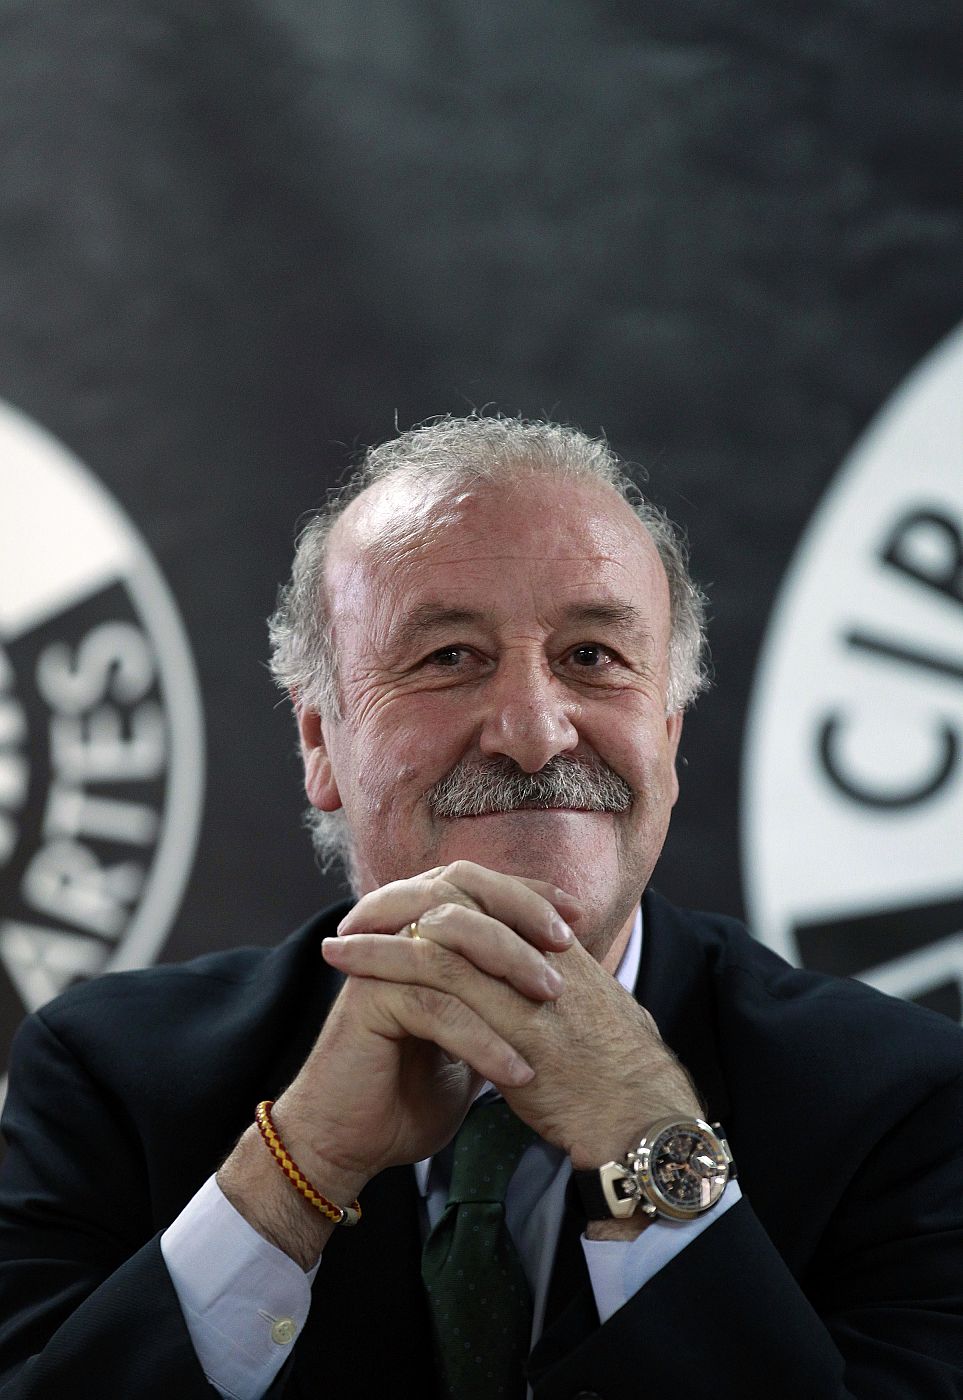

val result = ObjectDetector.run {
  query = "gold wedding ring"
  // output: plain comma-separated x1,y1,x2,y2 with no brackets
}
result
405,920,422,940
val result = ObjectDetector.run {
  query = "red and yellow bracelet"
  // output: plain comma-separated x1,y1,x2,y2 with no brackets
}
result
254,1100,362,1227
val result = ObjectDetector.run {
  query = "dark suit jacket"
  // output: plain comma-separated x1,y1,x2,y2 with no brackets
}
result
1,889,961,1398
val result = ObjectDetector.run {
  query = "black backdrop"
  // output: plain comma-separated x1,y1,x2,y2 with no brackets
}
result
1,1,961,1060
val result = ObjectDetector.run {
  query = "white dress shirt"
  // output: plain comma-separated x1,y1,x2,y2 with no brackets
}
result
162,908,740,1399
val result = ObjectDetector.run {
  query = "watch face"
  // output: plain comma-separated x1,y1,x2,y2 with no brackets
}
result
645,1121,730,1217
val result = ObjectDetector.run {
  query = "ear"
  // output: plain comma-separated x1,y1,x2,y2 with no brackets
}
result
666,710,684,806
296,702,342,812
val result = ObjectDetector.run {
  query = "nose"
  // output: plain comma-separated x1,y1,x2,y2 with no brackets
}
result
477,651,579,773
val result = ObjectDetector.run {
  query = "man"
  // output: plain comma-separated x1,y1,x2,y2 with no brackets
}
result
1,415,961,1398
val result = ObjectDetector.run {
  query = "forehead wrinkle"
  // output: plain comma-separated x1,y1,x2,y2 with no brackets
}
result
330,487,670,648
408,548,627,567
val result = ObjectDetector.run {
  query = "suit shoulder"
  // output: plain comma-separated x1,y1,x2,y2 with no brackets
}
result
28,902,349,1050
647,889,963,1088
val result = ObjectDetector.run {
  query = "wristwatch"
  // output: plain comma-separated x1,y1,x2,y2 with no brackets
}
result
573,1116,736,1222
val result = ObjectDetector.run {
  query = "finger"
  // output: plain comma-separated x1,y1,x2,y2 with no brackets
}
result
440,862,583,944
411,867,585,915
337,861,577,950
364,977,535,1087
505,875,586,921
325,908,564,1002
336,872,480,937
415,904,564,998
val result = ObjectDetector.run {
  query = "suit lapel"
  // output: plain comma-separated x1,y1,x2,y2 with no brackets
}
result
636,888,731,1126
291,1163,437,1396
527,1175,598,1387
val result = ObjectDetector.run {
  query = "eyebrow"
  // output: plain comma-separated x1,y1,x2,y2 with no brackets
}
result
387,606,483,656
558,601,648,631
388,600,653,654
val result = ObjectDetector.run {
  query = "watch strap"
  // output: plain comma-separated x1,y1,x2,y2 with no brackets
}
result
572,1166,614,1221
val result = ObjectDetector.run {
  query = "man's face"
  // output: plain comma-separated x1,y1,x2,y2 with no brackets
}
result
299,472,683,962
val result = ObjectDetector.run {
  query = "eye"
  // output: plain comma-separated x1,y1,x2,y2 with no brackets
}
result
425,646,469,668
568,644,615,668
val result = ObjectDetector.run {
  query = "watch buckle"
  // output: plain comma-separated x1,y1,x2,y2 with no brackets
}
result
597,1160,641,1218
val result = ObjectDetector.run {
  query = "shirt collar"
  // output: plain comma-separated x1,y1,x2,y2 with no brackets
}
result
414,904,643,1196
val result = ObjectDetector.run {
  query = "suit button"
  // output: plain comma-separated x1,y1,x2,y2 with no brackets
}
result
271,1317,298,1345
573,1393,603,1399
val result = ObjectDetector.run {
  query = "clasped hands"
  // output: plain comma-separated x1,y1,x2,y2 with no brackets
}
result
219,861,704,1262
276,862,701,1203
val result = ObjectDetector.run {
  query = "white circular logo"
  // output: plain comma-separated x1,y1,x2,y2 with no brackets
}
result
743,324,963,1023
0,401,205,1090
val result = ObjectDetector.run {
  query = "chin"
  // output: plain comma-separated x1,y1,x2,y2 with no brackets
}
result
436,812,618,896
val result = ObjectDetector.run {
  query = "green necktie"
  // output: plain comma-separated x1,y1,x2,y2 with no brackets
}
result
422,1099,538,1400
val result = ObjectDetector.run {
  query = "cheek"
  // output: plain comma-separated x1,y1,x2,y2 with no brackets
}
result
350,714,457,810
604,726,680,819
592,707,671,776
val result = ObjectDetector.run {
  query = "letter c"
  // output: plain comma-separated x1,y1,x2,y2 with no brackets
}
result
818,711,958,810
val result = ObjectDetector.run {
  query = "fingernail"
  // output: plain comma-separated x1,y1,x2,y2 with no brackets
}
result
508,1056,535,1085
543,964,565,995
550,914,574,946
554,887,585,907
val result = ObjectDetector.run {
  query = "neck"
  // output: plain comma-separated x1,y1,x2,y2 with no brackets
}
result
600,908,637,976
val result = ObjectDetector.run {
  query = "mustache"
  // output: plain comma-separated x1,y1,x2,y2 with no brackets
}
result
426,754,633,819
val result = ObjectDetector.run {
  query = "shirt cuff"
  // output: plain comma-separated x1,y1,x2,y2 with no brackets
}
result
161,1174,320,1400
581,1182,743,1325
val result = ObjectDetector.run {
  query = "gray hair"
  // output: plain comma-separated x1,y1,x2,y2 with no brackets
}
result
267,414,709,875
